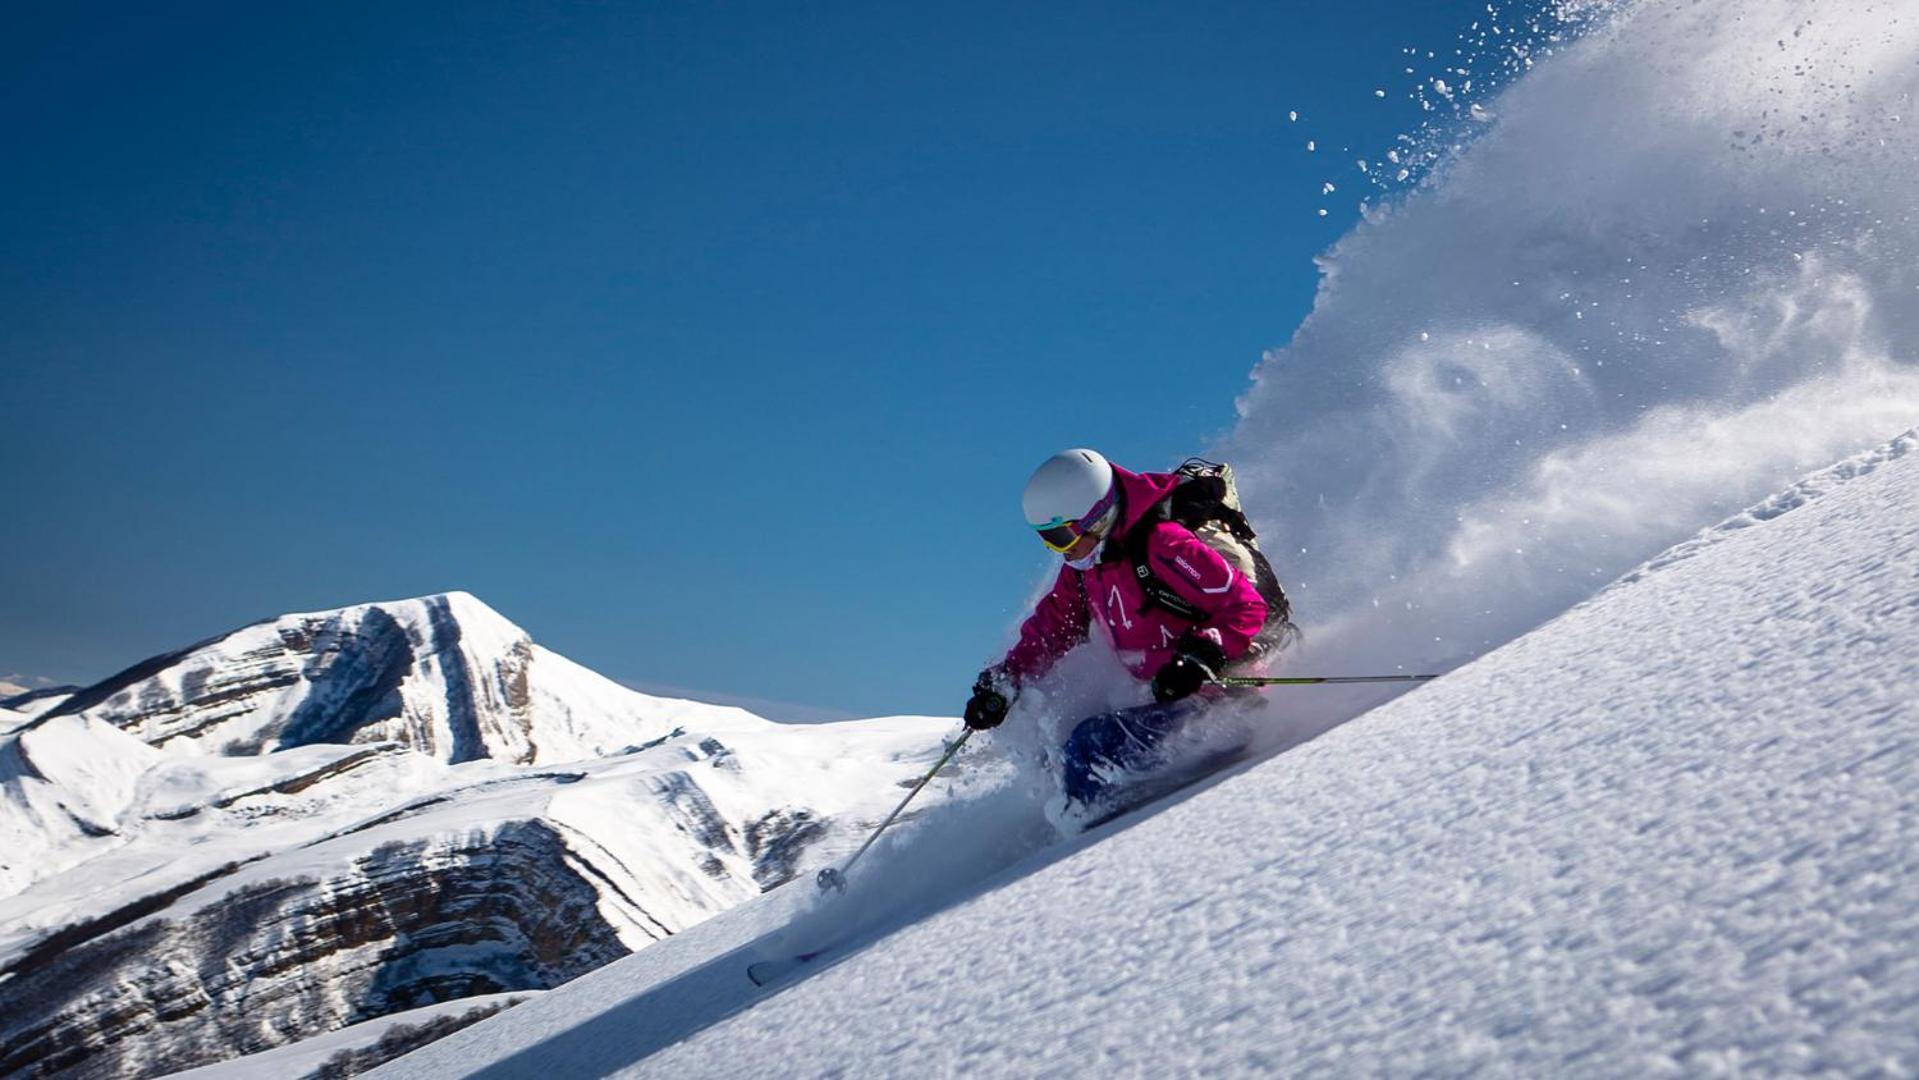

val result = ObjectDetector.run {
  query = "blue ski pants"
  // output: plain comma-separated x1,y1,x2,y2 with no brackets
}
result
1059,697,1211,804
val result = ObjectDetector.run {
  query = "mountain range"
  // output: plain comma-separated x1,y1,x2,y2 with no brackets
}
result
0,593,951,1078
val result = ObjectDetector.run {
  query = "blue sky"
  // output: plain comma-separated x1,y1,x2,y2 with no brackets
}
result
3,1,1502,717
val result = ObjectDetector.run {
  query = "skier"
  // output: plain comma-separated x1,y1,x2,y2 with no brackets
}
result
963,449,1274,818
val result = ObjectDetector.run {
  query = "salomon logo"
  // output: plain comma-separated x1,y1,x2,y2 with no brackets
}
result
1159,552,1235,595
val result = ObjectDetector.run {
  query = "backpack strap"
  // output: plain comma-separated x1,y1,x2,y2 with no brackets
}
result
1089,466,1298,663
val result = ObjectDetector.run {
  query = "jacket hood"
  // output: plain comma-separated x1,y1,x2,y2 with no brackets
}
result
1108,465,1182,540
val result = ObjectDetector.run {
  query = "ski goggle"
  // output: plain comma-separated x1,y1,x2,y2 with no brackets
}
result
1030,490,1117,553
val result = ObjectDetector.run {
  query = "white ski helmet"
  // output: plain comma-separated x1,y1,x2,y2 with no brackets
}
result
1023,448,1118,548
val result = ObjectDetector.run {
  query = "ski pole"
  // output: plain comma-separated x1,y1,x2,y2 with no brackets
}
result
1219,673,1440,687
816,728,973,893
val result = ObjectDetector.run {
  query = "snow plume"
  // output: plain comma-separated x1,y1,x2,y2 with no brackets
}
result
1222,0,1919,710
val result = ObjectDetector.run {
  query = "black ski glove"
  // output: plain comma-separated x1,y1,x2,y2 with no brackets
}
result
963,669,1012,731
1152,634,1227,704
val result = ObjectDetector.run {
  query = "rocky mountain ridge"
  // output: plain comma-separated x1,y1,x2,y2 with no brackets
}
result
27,592,667,764
0,593,950,1078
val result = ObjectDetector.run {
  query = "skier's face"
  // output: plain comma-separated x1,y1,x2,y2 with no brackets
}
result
1060,531,1100,562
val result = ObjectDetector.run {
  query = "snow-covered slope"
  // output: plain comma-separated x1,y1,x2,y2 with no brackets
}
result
0,594,954,1078
384,431,1919,1076
167,993,539,1080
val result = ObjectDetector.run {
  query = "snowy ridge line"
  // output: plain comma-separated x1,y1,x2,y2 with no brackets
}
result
23,631,232,731
1615,426,1918,589
318,769,588,843
151,745,403,821
0,856,263,982
0,686,79,712
23,591,525,735
2,590,766,780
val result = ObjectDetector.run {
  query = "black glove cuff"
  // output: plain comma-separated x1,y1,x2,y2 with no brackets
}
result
975,666,1014,696
1152,656,1204,704
965,667,1014,730
1175,632,1228,674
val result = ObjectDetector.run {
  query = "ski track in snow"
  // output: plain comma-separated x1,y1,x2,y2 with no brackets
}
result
381,432,1919,1076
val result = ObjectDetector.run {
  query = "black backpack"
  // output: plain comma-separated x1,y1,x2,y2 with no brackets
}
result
1111,459,1298,665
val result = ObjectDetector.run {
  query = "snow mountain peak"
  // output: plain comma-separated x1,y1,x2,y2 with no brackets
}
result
35,591,671,766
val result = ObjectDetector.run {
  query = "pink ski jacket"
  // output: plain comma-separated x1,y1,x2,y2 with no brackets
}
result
1000,465,1269,685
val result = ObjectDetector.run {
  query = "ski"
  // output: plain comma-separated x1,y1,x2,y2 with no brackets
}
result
746,944,835,986
1074,745,1252,832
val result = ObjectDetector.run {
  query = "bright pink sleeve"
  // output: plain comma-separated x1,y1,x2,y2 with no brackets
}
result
1143,524,1269,659
1000,566,1090,684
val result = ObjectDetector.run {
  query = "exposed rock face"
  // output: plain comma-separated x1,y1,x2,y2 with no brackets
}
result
0,594,948,1078
0,821,625,1080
